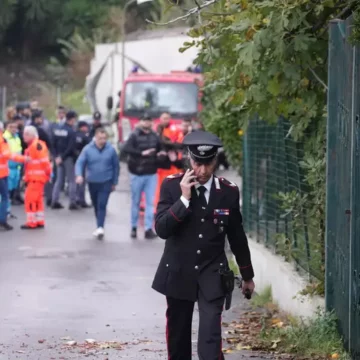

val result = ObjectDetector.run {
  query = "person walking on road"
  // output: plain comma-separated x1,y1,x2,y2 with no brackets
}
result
152,130,255,360
89,111,103,139
123,114,166,240
0,121,27,231
51,110,78,210
75,128,119,240
21,126,51,230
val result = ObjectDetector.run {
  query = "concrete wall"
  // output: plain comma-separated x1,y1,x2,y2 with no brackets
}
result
243,240,324,318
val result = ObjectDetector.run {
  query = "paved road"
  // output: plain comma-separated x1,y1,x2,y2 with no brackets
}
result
0,170,270,359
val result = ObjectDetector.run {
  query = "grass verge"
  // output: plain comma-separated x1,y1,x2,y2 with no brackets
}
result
224,286,351,359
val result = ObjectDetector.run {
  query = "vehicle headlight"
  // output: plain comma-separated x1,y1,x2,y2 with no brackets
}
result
121,118,132,141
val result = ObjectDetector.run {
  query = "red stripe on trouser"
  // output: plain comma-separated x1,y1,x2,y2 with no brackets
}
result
166,299,170,360
219,305,223,360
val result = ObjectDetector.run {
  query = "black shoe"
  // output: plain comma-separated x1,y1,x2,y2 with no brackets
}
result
130,227,137,239
51,202,64,209
46,199,52,207
14,196,24,204
11,199,22,206
20,224,38,230
145,229,157,240
69,203,80,210
0,222,13,231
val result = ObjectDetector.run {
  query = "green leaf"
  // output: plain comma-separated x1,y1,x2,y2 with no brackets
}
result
267,78,281,96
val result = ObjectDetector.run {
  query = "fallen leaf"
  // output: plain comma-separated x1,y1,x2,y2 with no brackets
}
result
331,354,339,359
271,338,281,349
60,336,72,341
38,339,46,344
223,348,234,353
85,339,96,344
236,344,252,350
226,337,240,344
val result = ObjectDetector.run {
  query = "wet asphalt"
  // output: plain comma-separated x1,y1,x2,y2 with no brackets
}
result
0,169,271,360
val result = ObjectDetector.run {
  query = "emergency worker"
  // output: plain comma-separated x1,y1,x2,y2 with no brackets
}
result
21,126,51,229
51,110,78,210
75,121,91,208
3,121,22,213
180,117,192,139
152,130,255,360
0,121,27,231
154,112,181,207
171,117,192,171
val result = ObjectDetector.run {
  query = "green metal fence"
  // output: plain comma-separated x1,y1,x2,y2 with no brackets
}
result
326,16,360,357
242,117,323,281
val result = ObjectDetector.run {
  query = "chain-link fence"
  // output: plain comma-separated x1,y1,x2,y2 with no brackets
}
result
242,117,323,281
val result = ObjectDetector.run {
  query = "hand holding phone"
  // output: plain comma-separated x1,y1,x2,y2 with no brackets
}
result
180,169,198,200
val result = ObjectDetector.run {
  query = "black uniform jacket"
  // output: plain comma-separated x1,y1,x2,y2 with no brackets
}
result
152,173,254,302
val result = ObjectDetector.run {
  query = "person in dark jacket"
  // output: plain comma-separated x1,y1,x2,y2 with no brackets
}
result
31,111,52,153
75,121,91,208
89,111,103,139
123,114,167,240
152,130,255,360
51,110,78,210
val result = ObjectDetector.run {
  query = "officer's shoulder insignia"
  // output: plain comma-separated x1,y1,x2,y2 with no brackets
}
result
219,177,239,189
166,173,184,180
36,143,43,151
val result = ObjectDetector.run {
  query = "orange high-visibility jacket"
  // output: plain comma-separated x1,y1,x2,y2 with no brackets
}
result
24,139,51,183
0,134,25,179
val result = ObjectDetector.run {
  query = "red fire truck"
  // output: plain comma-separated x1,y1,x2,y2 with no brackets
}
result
117,70,204,158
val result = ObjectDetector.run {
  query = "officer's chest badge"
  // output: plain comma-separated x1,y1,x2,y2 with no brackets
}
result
219,227,224,233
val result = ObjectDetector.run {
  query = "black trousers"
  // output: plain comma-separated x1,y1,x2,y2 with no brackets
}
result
166,290,225,360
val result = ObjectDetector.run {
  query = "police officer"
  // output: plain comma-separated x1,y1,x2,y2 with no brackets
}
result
152,130,255,360
51,110,78,210
89,111,103,139
75,121,91,208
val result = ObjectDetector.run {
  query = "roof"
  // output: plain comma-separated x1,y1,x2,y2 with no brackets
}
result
125,27,191,42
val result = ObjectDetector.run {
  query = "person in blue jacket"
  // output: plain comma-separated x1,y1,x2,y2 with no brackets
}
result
51,110,78,210
75,128,119,240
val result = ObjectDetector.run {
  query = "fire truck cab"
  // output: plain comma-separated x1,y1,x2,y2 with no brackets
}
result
117,70,203,160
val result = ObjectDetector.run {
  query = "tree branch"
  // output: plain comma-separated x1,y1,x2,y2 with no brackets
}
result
145,0,218,25
309,67,328,91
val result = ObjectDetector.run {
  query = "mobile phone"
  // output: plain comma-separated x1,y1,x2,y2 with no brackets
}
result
184,158,198,185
